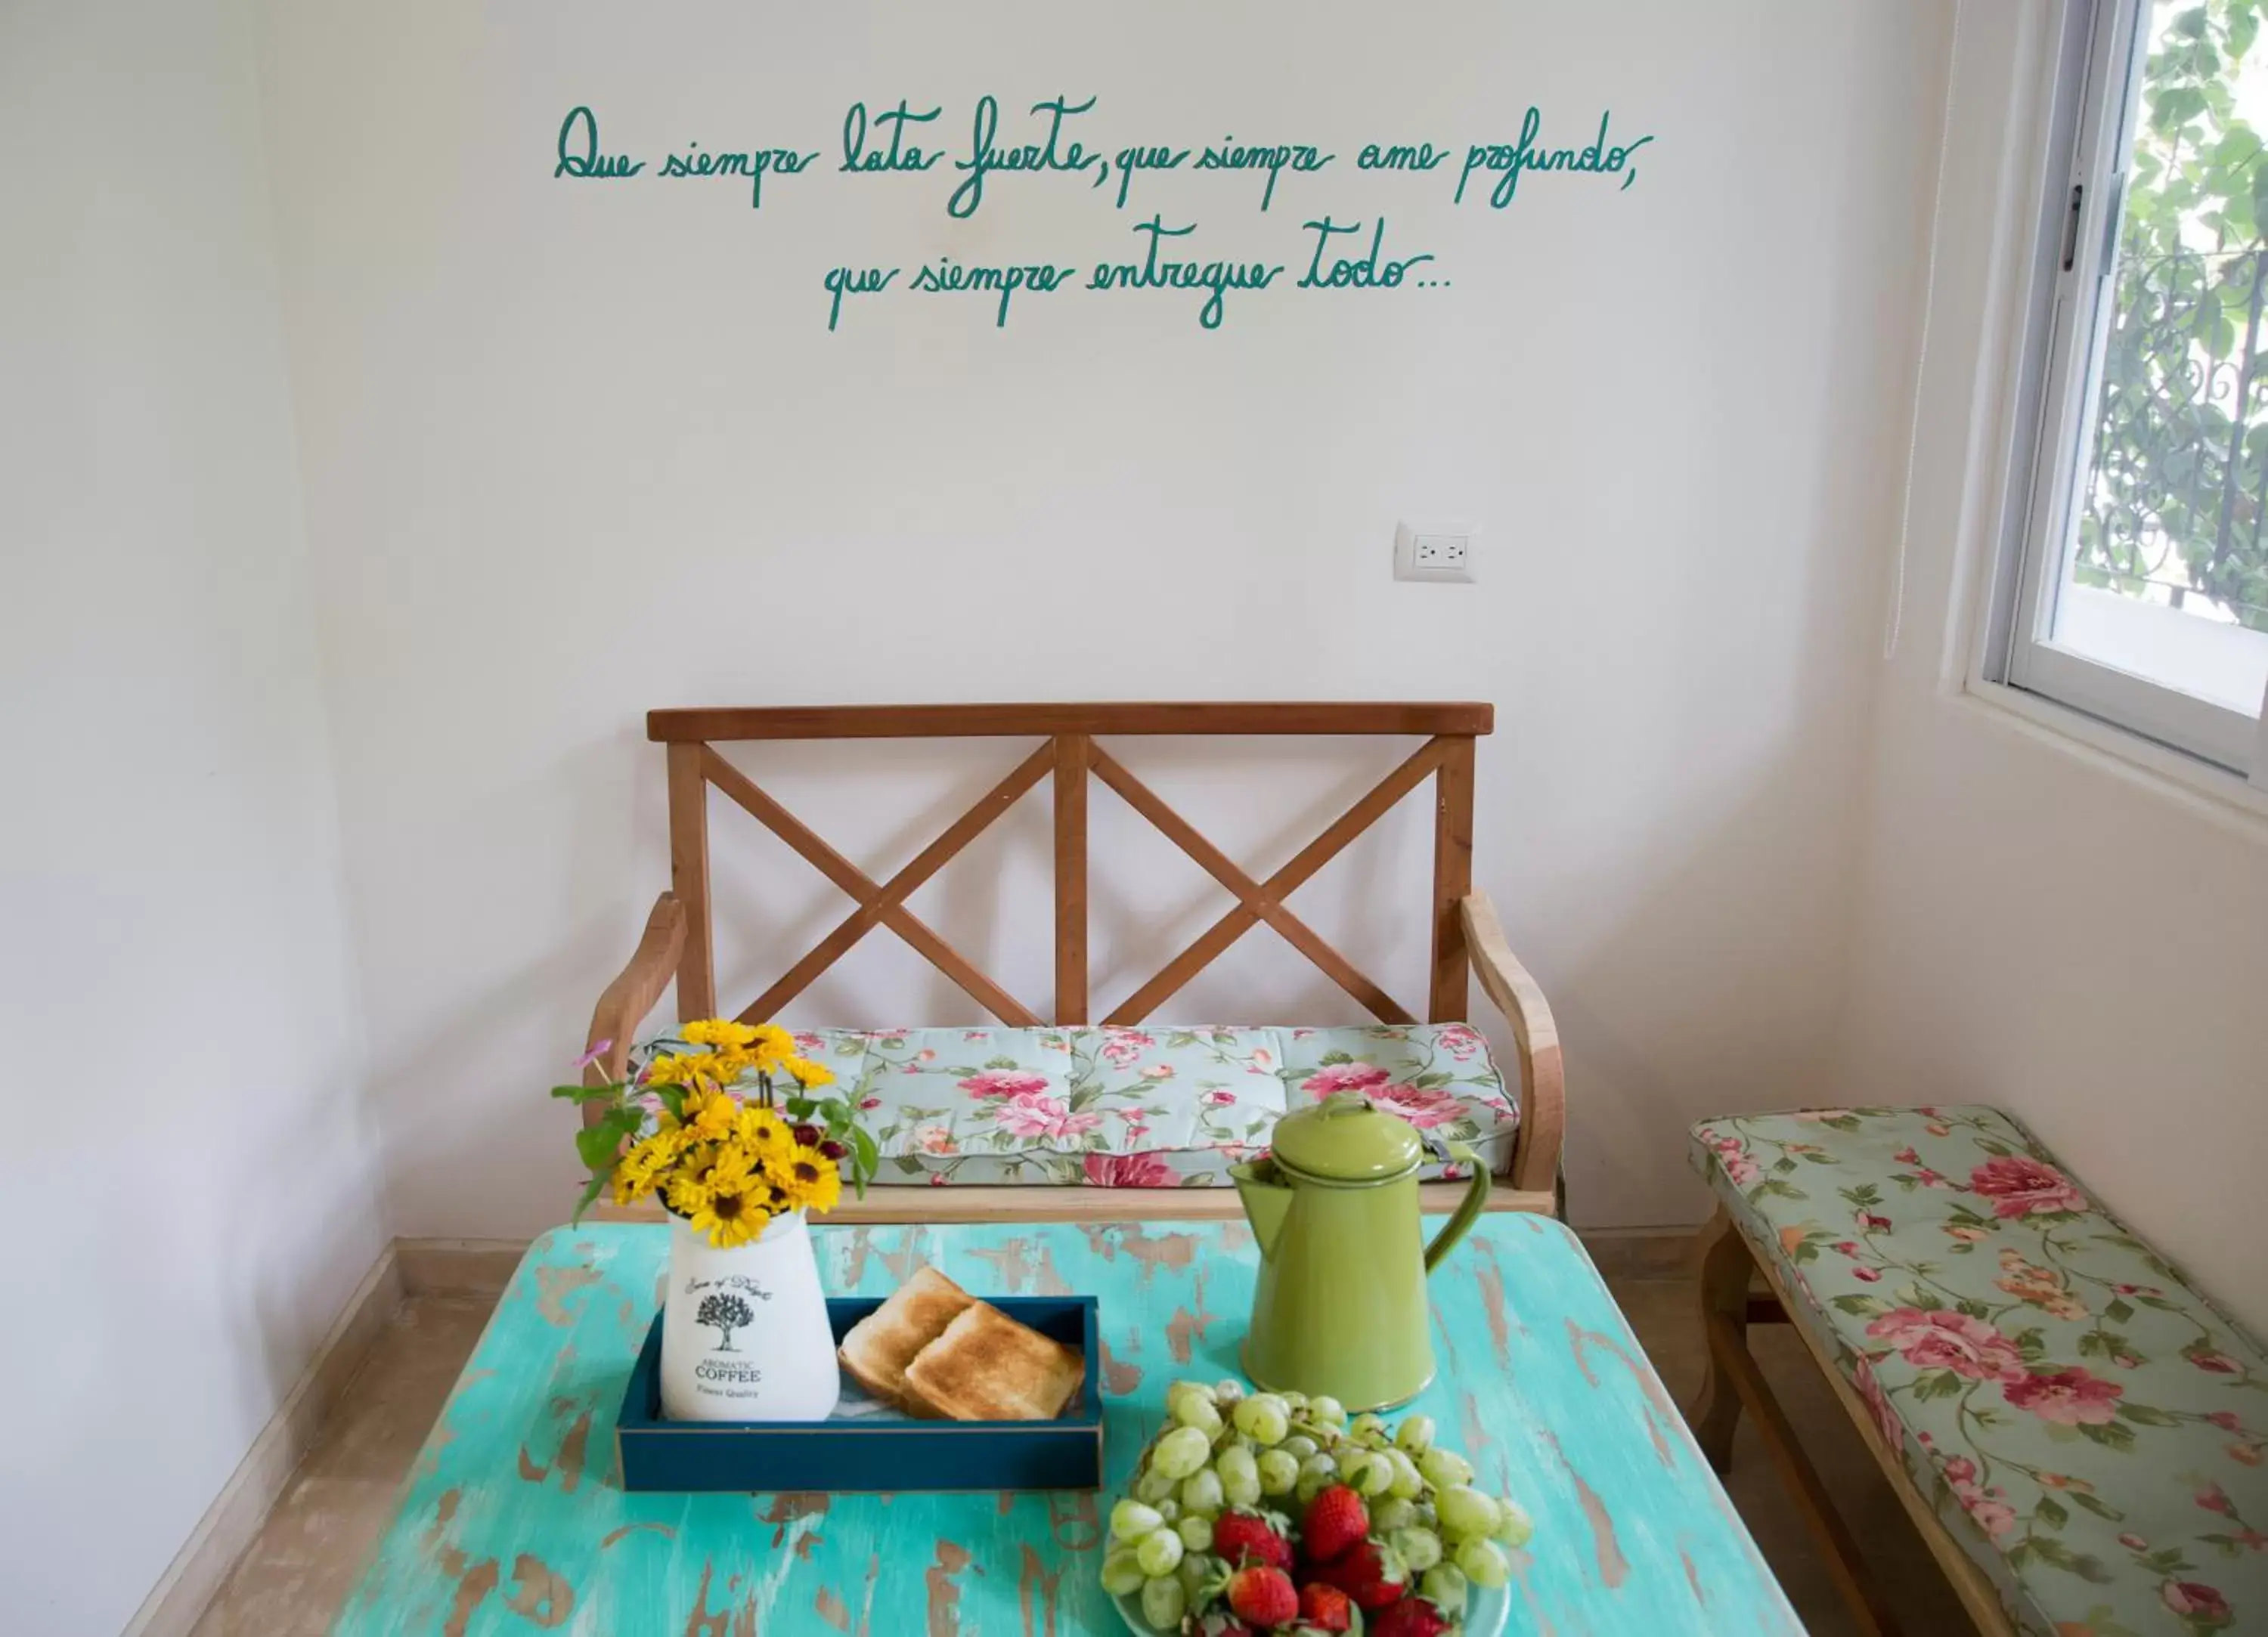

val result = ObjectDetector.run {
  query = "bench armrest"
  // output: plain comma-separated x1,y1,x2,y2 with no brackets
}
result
1460,891,1564,1196
579,892,686,1129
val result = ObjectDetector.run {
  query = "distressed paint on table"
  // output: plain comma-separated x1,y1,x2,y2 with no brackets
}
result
336,1217,1799,1635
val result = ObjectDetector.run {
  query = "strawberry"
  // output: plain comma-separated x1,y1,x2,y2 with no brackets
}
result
1315,1540,1409,1611
1213,1508,1294,1571
1226,1564,1300,1629
1300,1485,1370,1564
1371,1598,1455,1637
1297,1580,1355,1632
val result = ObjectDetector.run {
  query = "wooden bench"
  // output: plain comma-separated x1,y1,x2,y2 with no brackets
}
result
581,702,1566,1221
1688,1105,2267,1636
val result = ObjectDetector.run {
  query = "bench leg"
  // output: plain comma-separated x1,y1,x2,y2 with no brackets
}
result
1689,1206,1908,1637
1690,1205,1750,1473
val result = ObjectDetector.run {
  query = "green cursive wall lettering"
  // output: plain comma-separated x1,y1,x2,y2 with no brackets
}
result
1455,109,1654,207
841,100,944,173
554,106,644,179
658,141,820,209
948,94,1109,218
823,264,900,331
1087,215,1283,330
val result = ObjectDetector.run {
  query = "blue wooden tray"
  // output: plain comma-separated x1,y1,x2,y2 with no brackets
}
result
615,1295,1101,1493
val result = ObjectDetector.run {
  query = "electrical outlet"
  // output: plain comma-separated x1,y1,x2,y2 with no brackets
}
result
1394,520,1477,583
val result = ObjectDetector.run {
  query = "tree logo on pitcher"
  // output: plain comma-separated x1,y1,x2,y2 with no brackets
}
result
696,1292,754,1352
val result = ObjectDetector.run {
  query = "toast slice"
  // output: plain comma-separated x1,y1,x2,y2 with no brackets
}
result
837,1265,977,1410
900,1301,1085,1422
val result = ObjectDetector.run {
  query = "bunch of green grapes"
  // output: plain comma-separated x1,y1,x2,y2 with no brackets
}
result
1098,1379,1535,1629
1365,1407,1533,1608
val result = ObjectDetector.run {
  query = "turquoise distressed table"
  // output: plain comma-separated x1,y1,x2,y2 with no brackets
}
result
337,1217,1799,1635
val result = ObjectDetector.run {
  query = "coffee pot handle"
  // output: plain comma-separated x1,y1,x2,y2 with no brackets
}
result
1422,1143,1492,1275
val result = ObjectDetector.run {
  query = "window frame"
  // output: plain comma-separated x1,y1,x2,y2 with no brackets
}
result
1981,0,2268,781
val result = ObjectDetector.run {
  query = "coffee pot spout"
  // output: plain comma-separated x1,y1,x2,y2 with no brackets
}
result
1230,1162,1292,1262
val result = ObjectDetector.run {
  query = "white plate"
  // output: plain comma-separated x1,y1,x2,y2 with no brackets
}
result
1112,1583,1508,1635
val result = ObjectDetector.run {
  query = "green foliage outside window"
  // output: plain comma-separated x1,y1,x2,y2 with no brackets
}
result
2082,0,2268,630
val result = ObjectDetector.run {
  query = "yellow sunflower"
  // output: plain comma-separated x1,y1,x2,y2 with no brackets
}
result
612,1129,682,1205
687,1088,740,1142
734,1103,791,1147
663,1168,714,1216
782,1054,835,1089
643,1051,723,1091
681,1019,760,1049
750,1023,794,1069
688,1181,771,1249
769,1148,842,1215
707,1140,758,1187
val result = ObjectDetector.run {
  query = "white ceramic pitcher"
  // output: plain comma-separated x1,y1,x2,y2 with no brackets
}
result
659,1209,841,1422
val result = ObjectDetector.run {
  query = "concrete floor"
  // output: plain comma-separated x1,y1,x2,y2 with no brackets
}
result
191,1272,1975,1635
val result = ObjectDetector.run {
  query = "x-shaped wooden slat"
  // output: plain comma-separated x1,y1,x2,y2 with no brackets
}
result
1092,739,1444,1025
702,744,1050,1026
695,733,1451,1029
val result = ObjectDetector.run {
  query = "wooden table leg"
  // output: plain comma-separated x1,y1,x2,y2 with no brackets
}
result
1690,1205,1750,1473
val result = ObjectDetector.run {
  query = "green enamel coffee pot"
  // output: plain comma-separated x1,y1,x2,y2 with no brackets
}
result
1232,1092,1491,1411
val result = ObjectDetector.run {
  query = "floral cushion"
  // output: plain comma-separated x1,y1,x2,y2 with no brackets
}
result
792,1024,1517,1189
1692,1106,2267,1637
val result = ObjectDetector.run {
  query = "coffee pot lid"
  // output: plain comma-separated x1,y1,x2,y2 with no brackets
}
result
1270,1091,1424,1182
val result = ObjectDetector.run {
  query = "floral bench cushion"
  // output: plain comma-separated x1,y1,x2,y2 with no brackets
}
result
1691,1106,2268,1637
794,1024,1517,1189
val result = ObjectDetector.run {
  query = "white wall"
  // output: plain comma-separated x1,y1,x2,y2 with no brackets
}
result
1836,1,2268,1334
253,0,1950,1240
0,3,386,1630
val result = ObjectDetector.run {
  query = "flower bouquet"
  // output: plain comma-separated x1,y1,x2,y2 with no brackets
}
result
553,1019,881,1420
556,1019,878,1243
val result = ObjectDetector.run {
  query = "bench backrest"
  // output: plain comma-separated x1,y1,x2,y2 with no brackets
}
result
650,701,1492,1029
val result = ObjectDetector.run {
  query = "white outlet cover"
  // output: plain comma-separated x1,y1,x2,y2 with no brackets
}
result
1393,519,1478,583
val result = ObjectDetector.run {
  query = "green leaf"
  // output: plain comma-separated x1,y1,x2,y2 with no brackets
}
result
550,1082,618,1103
2036,1493,2069,1530
2155,85,2209,131
2077,1419,2136,1452
569,1168,608,1224
2105,1297,2134,1324
2068,1490,2125,1522
576,1121,625,1171
1913,1369,1967,1400
1830,1293,1890,1316
1956,1298,1993,1322
2119,1402,2182,1426
2023,1533,2112,1582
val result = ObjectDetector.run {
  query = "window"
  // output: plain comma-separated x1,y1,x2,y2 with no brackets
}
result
1987,0,2268,782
